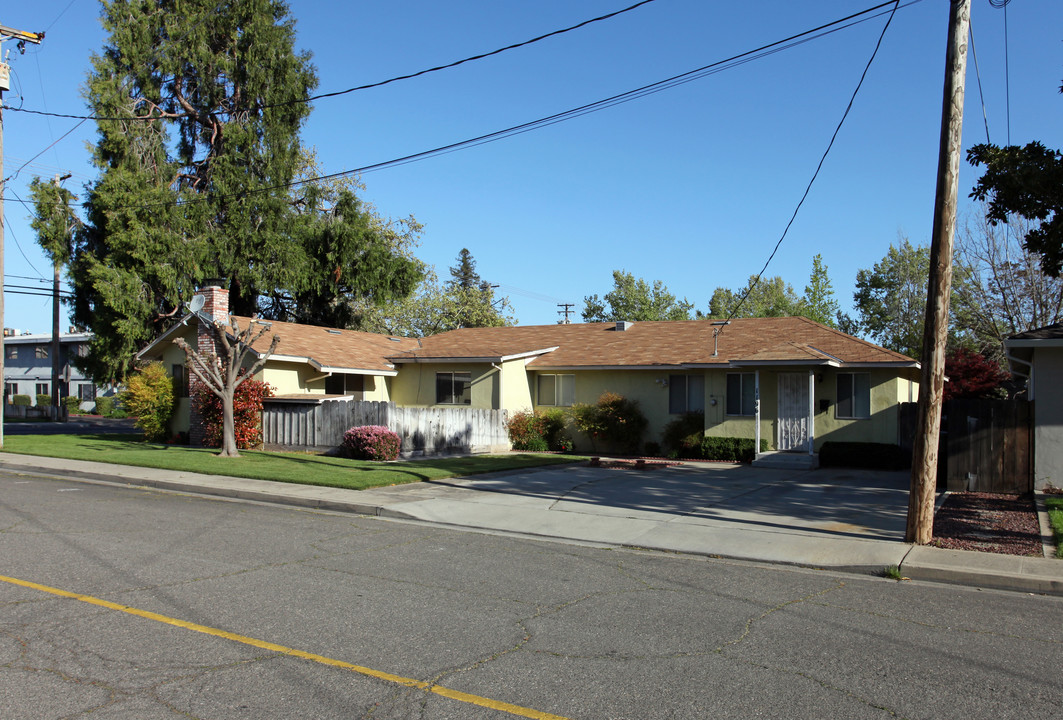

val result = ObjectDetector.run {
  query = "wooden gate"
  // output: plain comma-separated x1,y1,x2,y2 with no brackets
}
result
898,399,1033,493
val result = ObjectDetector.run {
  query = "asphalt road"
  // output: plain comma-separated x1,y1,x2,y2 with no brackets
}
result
2,416,138,435
2,471,1061,720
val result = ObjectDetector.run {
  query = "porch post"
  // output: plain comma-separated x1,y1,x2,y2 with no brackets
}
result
808,369,815,455
754,370,761,454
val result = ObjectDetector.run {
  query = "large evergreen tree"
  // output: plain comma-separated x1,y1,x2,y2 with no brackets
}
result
73,0,420,381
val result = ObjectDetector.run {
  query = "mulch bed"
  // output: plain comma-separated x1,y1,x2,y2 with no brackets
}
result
931,492,1043,556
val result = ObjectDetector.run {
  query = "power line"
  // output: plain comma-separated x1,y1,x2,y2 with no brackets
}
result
0,0,912,216
723,1,900,323
6,0,663,122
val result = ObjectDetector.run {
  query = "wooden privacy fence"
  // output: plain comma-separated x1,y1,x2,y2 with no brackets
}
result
262,399,510,457
898,399,1033,494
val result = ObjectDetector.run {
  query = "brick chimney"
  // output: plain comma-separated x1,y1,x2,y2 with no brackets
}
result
189,281,229,446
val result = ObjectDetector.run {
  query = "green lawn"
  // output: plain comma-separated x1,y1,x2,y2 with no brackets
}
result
1045,495,1063,559
1,434,586,491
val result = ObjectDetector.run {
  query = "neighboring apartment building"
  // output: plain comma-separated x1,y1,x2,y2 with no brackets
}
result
2,329,100,409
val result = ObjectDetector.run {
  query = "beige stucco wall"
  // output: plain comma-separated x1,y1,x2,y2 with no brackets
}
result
1033,346,1063,489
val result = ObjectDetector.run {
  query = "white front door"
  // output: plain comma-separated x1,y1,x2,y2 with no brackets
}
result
777,373,810,452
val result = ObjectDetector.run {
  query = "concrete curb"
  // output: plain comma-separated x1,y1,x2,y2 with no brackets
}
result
3,454,1061,596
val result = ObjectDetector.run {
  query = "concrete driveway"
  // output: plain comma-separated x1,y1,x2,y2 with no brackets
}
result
359,461,915,569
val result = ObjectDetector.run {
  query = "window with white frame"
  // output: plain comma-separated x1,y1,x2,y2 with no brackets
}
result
36,383,49,397
726,373,756,416
35,346,48,359
669,374,705,414
4,383,17,400
537,374,574,407
436,372,471,405
78,384,97,402
836,373,871,419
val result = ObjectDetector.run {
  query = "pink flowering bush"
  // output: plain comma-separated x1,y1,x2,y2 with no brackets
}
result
342,425,401,461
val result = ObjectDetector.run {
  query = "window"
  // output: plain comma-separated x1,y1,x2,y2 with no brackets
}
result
836,373,871,419
537,374,574,407
4,383,16,401
726,373,756,416
78,384,96,402
172,364,189,398
35,345,49,359
436,372,471,405
5,346,16,360
669,375,705,414
36,383,50,397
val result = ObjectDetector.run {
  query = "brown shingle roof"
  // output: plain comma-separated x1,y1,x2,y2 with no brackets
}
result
390,318,916,368
229,316,420,374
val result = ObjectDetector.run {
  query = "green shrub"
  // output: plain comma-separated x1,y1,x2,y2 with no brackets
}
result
506,410,545,450
661,411,705,455
12,395,31,407
644,441,661,457
121,362,175,442
538,408,570,451
63,396,81,414
819,442,909,470
36,394,51,408
94,396,114,416
699,436,770,463
506,409,572,452
570,392,647,454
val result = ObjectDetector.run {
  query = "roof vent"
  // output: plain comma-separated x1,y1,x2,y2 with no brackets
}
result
325,329,342,335
615,321,634,331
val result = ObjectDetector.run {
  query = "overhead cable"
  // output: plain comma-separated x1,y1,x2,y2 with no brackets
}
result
722,1,900,323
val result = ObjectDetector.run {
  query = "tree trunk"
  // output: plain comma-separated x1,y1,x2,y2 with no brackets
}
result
219,391,240,457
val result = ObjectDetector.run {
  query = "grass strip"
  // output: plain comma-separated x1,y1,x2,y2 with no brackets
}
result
1045,495,1063,559
1,434,585,491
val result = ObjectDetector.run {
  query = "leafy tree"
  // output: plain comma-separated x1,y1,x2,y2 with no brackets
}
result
582,270,693,322
799,255,839,327
73,1,420,381
707,275,801,319
29,178,78,266
852,239,933,358
121,362,175,442
192,376,274,449
174,316,280,457
943,348,1008,401
359,268,516,337
968,139,1063,277
952,209,1063,361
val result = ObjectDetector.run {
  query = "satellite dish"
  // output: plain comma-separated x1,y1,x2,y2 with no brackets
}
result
188,295,205,313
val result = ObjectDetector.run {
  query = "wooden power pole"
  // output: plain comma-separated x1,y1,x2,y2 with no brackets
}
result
0,23,46,447
906,0,971,544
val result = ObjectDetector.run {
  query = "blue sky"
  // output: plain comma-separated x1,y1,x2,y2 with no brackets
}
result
2,0,1060,334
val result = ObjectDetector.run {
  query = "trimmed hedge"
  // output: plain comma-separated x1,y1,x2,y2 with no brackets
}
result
63,396,81,414
12,395,31,407
94,396,114,416
819,442,910,470
699,436,770,463
36,394,51,408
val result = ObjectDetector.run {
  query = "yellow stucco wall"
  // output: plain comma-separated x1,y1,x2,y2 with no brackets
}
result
389,363,499,408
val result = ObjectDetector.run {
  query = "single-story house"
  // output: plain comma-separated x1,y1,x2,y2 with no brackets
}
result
1005,322,1063,490
139,285,920,453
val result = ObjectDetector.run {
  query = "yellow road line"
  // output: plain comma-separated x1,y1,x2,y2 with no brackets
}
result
0,573,570,720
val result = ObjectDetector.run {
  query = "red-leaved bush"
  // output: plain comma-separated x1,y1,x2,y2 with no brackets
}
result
191,377,274,449
342,425,401,461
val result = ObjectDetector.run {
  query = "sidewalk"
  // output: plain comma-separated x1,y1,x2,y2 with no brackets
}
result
2,453,1060,596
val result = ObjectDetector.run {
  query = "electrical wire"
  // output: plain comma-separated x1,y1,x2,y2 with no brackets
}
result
7,0,663,122
2,119,88,185
968,19,991,144
0,0,911,216
721,1,900,324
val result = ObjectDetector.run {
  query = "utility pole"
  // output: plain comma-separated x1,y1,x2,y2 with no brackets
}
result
0,23,46,447
557,303,574,324
906,0,970,545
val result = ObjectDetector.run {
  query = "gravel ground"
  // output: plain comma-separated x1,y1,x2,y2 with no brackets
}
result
932,492,1043,556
